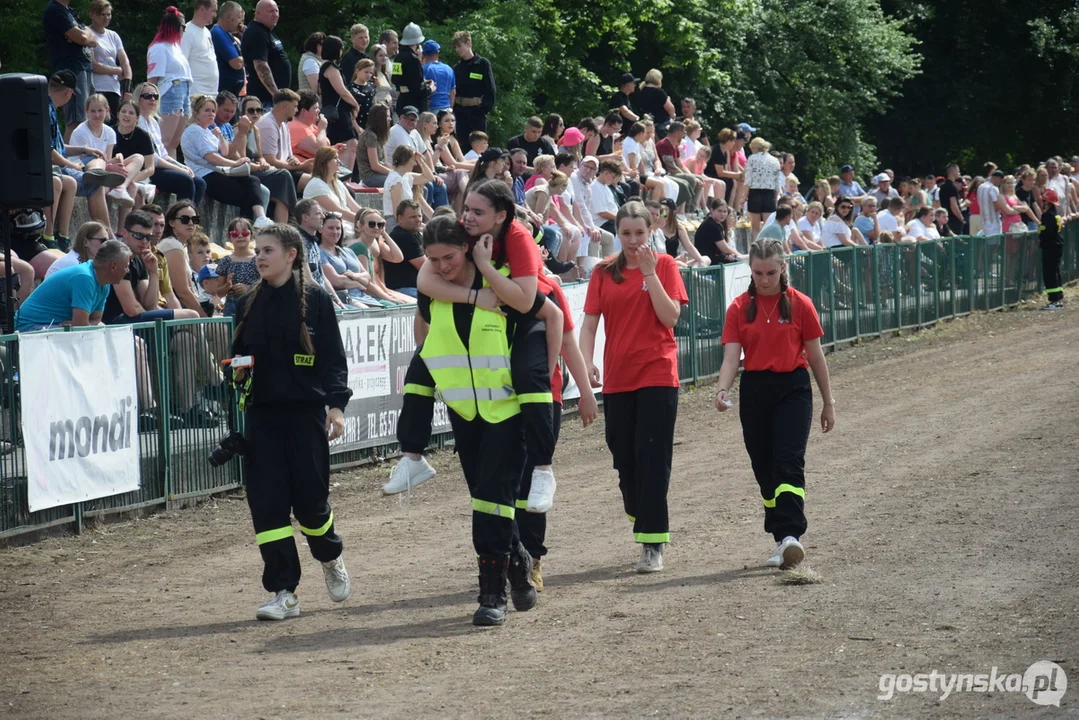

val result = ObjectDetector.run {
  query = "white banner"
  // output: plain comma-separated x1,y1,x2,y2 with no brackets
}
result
723,261,752,310
339,314,392,400
560,282,605,401
21,328,141,512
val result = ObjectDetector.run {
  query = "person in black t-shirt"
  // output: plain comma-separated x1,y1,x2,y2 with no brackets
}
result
339,23,369,86
638,69,675,138
506,117,557,166
610,72,639,136
105,211,197,323
1016,170,1041,231
693,199,744,264
938,163,965,234
241,0,291,106
383,200,425,294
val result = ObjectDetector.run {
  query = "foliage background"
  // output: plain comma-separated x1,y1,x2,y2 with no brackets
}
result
3,0,1077,185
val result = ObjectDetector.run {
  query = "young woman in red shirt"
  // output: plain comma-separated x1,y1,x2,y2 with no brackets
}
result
580,201,689,573
715,237,836,569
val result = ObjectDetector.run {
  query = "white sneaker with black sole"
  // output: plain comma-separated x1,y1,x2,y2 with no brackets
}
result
382,455,436,495
252,215,274,230
766,536,805,569
322,556,351,602
634,543,664,573
525,468,556,513
256,590,300,620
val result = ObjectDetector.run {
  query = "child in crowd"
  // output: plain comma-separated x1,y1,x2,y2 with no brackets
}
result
464,131,489,161
187,231,218,316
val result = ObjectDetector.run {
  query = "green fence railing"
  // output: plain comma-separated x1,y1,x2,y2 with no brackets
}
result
1,226,1076,540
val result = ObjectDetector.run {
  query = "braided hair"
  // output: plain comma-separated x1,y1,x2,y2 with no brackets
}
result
232,224,316,355
745,237,792,324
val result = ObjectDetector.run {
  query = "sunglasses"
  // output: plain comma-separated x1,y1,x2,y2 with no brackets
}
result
246,107,263,116
177,215,201,225
229,229,251,238
324,212,342,221
367,220,386,229
838,205,853,210
128,230,151,241
140,93,159,101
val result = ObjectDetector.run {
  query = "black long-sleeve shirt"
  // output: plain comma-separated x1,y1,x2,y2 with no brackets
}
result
233,277,352,411
453,54,496,113
391,48,430,113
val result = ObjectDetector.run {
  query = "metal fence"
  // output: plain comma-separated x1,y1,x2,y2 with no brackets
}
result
1,227,1076,540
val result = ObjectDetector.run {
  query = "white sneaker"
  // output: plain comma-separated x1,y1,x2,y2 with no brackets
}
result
382,455,436,495
136,182,156,203
321,556,351,602
767,536,805,569
634,544,664,573
525,468,556,513
252,215,274,230
107,187,135,208
255,590,300,621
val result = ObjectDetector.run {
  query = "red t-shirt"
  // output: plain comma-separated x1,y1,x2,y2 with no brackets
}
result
583,253,688,393
721,287,823,372
536,274,574,404
491,220,541,277
655,138,677,166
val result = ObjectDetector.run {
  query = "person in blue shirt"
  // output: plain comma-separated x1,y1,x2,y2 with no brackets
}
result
16,239,130,331
211,1,246,95
837,164,868,215
421,40,455,112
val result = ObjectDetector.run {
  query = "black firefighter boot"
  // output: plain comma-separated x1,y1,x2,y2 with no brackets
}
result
473,554,510,626
508,542,538,611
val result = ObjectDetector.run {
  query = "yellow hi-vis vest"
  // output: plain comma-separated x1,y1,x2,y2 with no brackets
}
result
419,283,520,424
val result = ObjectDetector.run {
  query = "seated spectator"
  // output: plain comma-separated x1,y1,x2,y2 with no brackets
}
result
104,210,201,324
112,99,158,230
212,217,258,316
303,146,364,231
70,94,146,211
255,89,314,175
180,94,273,226
853,197,880,243
158,200,210,315
433,110,473,212
348,208,416,305
45,221,110,279
570,156,616,261
319,212,380,308
293,198,351,309
142,203,184,309
415,111,450,209
657,198,708,267
878,196,907,239
797,201,825,244
508,116,557,165
557,126,585,160
584,113,623,162
821,198,859,248
464,130,489,161
906,206,935,241
221,94,300,223
693,198,744,264
135,81,206,205
356,103,393,188
590,160,623,237
757,205,793,250
185,230,217,315
933,208,956,238
541,113,564,150
382,200,425,296
622,122,668,201
655,121,703,211
385,105,424,163
287,91,330,163
384,145,436,228
16,238,130,331
785,175,805,204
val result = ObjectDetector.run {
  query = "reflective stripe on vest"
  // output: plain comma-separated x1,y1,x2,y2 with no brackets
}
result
420,299,519,423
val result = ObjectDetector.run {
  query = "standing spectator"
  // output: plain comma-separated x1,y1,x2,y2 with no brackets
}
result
939,163,964,234
135,82,206,204
181,94,272,225
451,31,495,141
379,29,399,62
317,36,361,174
977,170,1007,236
17,239,129,331
1017,170,1041,230
43,0,97,142
88,0,131,123
392,23,432,114
998,176,1030,233
922,174,940,207
182,0,219,97
638,69,675,139
382,199,425,296
610,72,639,136
743,137,784,239
241,0,290,110
347,60,378,139
422,40,455,113
507,117,557,166
211,1,245,96
369,44,395,109
877,196,906,239
906,206,935,241
1045,159,1071,217
356,104,393,188
339,24,369,86
297,32,325,94
147,7,192,159
837,165,867,207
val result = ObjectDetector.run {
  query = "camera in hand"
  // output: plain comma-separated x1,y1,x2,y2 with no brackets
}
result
208,430,246,467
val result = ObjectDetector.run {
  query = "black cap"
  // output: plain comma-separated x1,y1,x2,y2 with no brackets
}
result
479,147,509,162
400,105,420,118
619,72,639,85
49,70,77,91
841,164,854,173
991,169,1005,178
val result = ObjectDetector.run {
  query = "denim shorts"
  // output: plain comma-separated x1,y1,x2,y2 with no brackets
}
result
159,80,192,116
59,166,99,198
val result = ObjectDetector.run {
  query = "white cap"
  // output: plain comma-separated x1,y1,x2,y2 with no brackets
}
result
872,173,890,184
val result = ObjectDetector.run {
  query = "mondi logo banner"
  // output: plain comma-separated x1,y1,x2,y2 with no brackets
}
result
21,328,141,512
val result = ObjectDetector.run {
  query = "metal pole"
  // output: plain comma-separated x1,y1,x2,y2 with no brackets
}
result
2,212,14,334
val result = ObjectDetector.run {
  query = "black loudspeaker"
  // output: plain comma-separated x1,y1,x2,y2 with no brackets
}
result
0,73,54,208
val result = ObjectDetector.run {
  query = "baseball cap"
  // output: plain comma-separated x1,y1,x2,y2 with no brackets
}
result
479,147,509,162
841,164,854,173
580,155,599,168
49,70,77,91
197,265,220,283
559,127,585,147
619,72,639,85
991,169,1005,178
422,40,440,56
872,173,889,184
736,122,757,133
1042,188,1060,205
400,105,420,118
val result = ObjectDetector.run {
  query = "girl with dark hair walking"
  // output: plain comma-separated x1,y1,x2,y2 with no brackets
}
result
714,237,835,569
580,201,688,573
230,223,353,620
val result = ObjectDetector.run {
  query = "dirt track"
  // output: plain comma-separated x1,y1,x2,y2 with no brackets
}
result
2,291,1077,719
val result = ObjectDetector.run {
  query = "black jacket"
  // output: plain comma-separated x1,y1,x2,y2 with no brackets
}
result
233,277,352,411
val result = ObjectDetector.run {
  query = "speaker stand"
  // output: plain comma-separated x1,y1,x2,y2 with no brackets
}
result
0,212,13,335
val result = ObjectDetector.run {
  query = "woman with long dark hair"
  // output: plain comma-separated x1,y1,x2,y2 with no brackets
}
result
715,237,835,569
317,35,361,174
230,223,352,620
356,104,394,188
541,113,564,150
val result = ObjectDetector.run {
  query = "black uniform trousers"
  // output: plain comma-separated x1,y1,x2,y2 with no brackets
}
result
244,404,343,593
738,368,812,541
603,386,678,544
511,402,562,559
454,106,488,146
1042,242,1065,302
